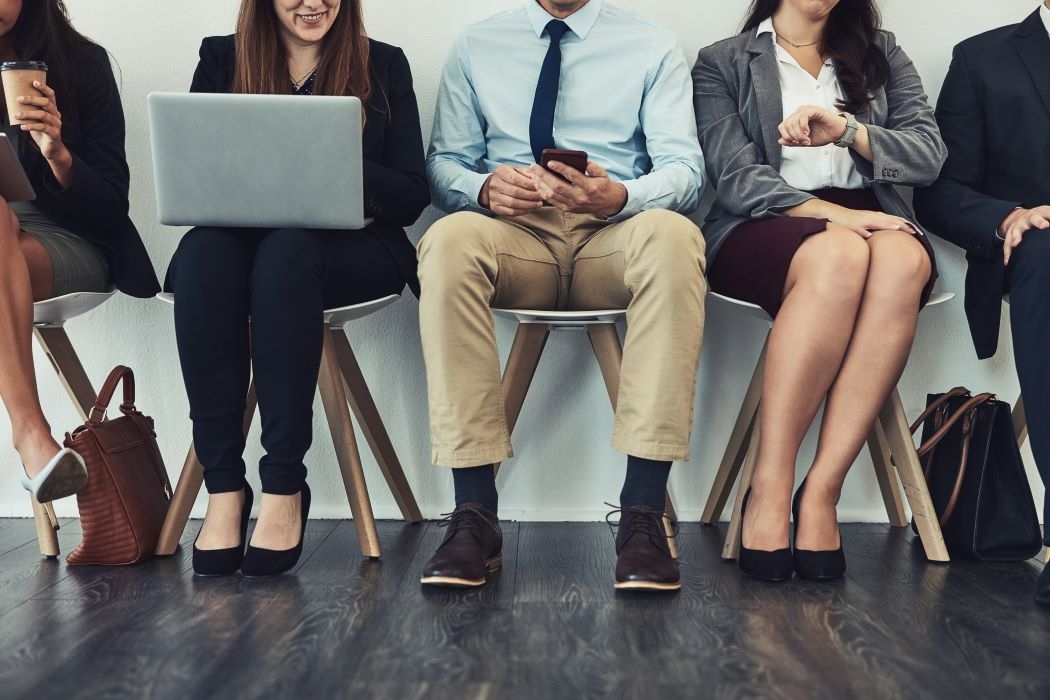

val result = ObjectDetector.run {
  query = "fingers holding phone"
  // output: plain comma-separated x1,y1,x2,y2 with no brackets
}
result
531,150,627,217
479,164,544,217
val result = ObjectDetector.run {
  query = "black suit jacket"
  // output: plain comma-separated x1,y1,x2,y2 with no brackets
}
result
189,35,429,296
914,10,1050,359
19,42,160,297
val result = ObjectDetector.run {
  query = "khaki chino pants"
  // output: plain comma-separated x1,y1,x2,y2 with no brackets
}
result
418,207,707,467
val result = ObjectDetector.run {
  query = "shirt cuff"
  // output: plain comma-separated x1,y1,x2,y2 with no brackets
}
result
463,171,492,209
606,179,644,222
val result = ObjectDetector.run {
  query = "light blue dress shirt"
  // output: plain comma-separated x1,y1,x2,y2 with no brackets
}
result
426,0,706,220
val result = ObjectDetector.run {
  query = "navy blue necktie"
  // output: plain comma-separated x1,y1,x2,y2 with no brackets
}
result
529,20,570,163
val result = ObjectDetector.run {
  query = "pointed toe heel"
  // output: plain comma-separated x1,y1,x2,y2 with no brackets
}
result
792,480,846,581
241,484,311,578
193,483,254,577
738,489,793,582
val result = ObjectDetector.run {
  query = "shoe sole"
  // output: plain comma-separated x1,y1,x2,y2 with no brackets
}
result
34,453,88,503
614,580,682,592
420,555,502,588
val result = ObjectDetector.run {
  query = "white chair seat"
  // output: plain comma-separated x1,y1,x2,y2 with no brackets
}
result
156,292,401,329
492,308,626,327
33,289,117,327
709,291,955,325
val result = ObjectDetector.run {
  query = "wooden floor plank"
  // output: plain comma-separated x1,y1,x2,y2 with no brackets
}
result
0,519,1045,699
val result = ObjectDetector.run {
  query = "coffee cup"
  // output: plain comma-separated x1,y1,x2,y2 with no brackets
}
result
1,61,48,126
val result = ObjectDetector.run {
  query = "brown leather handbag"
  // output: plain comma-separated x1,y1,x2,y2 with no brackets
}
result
909,387,1042,561
63,366,172,565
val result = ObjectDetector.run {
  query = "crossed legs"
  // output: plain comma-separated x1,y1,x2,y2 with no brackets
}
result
744,225,931,553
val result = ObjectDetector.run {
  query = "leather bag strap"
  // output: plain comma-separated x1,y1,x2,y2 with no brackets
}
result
912,392,995,527
87,366,137,425
908,387,970,434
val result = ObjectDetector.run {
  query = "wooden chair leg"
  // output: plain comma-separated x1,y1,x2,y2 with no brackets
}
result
319,329,381,558
32,497,59,558
1014,394,1028,448
156,377,258,556
33,326,97,420
495,322,550,476
32,325,101,556
723,421,761,560
879,389,950,562
868,419,908,527
702,335,768,524
331,330,422,523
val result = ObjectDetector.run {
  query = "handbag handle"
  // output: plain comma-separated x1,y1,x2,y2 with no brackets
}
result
87,366,137,425
908,386,971,434
908,391,995,526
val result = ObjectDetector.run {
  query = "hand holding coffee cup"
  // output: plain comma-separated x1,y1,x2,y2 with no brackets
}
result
1,61,66,162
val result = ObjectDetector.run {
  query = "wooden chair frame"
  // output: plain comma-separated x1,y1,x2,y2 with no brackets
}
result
156,297,422,559
493,309,680,558
702,293,956,563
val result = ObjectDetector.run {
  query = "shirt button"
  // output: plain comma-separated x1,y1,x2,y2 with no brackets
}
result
823,148,831,156
815,85,821,89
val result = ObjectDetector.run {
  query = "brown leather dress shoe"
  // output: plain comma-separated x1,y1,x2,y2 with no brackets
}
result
613,505,681,592
420,503,502,588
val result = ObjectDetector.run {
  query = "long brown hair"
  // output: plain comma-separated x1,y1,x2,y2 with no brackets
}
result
742,0,890,114
232,0,372,105
8,0,99,127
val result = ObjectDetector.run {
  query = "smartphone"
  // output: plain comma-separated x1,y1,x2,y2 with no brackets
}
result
540,148,589,178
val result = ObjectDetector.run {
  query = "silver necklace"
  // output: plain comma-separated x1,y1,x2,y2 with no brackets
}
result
777,35,822,49
291,65,318,90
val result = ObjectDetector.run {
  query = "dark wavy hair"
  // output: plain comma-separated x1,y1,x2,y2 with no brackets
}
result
6,0,98,126
742,0,890,114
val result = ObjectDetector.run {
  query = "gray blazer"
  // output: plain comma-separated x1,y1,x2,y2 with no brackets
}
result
692,28,947,261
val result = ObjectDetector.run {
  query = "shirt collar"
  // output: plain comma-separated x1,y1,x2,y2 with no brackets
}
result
527,0,602,40
756,16,775,38
1041,2,1050,39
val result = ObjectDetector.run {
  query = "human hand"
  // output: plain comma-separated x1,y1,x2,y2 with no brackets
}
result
479,165,544,217
16,81,69,163
827,208,919,239
528,160,627,217
778,105,848,148
1000,205,1050,266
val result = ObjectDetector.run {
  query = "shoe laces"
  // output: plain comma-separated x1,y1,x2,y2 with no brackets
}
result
436,504,499,536
604,503,679,551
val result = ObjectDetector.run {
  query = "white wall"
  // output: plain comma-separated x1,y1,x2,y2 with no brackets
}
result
1,0,1044,522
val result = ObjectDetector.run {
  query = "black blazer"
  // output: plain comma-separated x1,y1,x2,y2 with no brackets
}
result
189,35,429,296
19,42,160,297
914,10,1050,359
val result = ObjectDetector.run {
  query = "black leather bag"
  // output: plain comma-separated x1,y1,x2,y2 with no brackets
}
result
909,387,1042,561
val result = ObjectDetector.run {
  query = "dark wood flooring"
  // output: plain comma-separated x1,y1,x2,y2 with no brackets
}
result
0,518,1046,699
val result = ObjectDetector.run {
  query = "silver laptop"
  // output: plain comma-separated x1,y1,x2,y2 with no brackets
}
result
148,92,370,230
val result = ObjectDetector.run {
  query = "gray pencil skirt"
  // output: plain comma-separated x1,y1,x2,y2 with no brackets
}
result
12,201,110,298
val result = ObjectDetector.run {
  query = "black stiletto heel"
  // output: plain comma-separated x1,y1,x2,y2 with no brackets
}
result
241,484,311,578
792,479,846,580
738,488,793,582
193,482,254,577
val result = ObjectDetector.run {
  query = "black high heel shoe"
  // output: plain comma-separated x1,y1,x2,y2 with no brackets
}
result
738,488,793,582
241,484,311,578
193,483,254,577
792,479,846,580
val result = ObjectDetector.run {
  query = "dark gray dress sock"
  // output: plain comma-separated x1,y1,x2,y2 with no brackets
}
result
452,464,498,514
620,456,672,512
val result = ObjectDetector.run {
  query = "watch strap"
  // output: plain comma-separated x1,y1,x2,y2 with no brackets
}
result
834,112,858,148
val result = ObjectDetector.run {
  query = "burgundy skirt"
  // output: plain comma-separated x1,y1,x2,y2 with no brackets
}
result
708,188,937,318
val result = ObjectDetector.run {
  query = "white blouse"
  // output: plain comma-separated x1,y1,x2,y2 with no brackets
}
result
757,18,865,192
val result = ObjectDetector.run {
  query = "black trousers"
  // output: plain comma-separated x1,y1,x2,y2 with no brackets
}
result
1007,232,1050,545
167,227,405,495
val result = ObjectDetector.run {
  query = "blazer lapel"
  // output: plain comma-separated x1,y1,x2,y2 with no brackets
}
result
1014,11,1050,119
747,31,784,171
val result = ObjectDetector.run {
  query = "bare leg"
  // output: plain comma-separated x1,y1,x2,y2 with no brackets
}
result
798,230,930,550
0,199,64,479
743,225,870,552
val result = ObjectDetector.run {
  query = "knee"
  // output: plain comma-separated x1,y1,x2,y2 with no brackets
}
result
628,210,707,278
1012,230,1050,271
250,229,322,296
170,227,243,288
417,212,492,287
0,199,16,241
866,231,931,297
794,225,870,297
